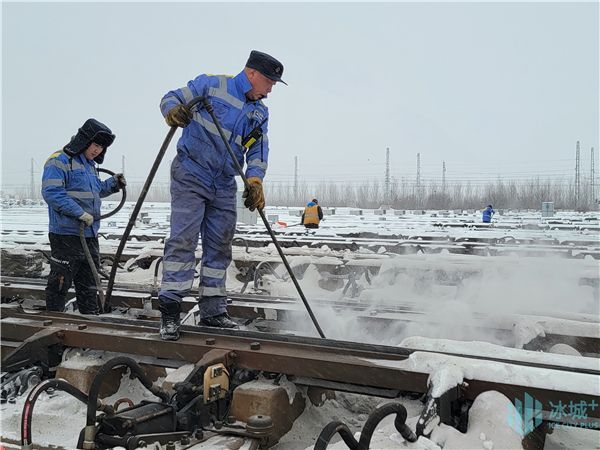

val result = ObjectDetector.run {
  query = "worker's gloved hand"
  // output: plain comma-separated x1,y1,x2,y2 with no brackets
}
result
243,177,265,211
113,173,127,189
165,104,193,128
78,212,94,227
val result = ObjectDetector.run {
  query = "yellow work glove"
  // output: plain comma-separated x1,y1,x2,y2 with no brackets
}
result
78,212,94,227
165,104,192,128
243,177,265,211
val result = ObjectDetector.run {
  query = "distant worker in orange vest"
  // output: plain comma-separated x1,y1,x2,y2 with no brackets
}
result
301,199,323,229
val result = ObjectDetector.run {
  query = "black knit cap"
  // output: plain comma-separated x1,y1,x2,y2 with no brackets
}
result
246,50,287,85
63,118,115,164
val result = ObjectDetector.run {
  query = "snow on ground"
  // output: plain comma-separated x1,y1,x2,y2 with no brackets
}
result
367,351,599,397
2,377,598,449
1,203,599,449
399,337,599,371
0,370,161,448
275,390,523,449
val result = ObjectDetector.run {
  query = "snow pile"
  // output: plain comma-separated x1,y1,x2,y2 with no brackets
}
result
548,343,582,357
399,337,598,371
272,392,424,450
427,365,466,398
430,391,523,449
297,391,524,450
511,317,546,349
545,424,600,449
370,352,600,397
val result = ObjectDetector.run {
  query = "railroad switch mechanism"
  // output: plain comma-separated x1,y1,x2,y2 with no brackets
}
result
203,363,229,403
230,379,306,446
2,304,599,449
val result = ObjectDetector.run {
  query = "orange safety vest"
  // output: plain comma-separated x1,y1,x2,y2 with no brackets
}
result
304,205,320,225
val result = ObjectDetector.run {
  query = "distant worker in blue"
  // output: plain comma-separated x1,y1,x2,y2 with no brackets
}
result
158,50,286,340
482,204,495,223
41,119,126,314
301,199,323,229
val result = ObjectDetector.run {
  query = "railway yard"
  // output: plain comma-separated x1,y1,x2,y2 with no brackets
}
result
1,203,599,449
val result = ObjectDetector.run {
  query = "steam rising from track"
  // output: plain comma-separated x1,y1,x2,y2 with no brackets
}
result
269,254,598,347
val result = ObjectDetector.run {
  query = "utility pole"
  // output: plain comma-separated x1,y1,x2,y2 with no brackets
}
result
122,155,125,175
385,147,390,201
575,141,581,206
591,147,596,203
294,156,298,203
416,153,421,208
442,161,446,194
30,158,35,200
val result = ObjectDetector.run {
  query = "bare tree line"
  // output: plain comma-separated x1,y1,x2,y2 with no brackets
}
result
265,177,599,211
4,177,598,211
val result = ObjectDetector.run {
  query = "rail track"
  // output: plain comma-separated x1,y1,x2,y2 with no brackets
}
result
2,276,599,355
2,273,599,448
3,227,599,258
1,305,599,438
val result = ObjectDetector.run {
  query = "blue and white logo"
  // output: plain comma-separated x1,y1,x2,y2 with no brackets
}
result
508,392,543,436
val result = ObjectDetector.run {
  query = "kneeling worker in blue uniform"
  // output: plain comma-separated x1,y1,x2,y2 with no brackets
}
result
158,50,286,340
41,119,126,314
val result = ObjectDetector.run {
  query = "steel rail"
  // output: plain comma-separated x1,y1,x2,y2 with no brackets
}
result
0,276,418,314
2,277,599,355
2,308,599,432
6,232,598,258
1,306,599,377
4,275,598,323
2,277,600,354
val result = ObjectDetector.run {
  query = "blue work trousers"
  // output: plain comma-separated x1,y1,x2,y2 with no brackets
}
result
159,157,236,318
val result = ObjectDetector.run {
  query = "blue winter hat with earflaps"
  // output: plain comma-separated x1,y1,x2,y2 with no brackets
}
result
63,118,115,164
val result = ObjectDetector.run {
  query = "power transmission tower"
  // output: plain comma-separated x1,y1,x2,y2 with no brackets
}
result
30,158,35,200
385,147,390,201
575,141,581,206
294,156,298,203
416,153,421,188
442,161,446,194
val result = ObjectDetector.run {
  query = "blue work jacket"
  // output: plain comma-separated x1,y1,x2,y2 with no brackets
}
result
160,71,269,190
482,207,495,223
41,150,118,237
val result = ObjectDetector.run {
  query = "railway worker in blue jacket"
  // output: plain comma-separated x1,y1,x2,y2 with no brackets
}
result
482,204,495,223
157,50,286,340
41,119,126,314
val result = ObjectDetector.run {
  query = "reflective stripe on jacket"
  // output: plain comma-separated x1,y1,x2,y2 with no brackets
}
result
160,71,269,188
303,204,320,225
41,150,118,237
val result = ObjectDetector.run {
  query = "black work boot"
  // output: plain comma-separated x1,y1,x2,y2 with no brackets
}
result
200,313,238,329
159,304,181,341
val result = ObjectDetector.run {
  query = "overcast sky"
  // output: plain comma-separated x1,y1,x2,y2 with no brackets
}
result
2,1,598,190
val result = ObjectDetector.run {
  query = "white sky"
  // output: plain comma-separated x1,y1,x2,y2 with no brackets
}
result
2,1,598,189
